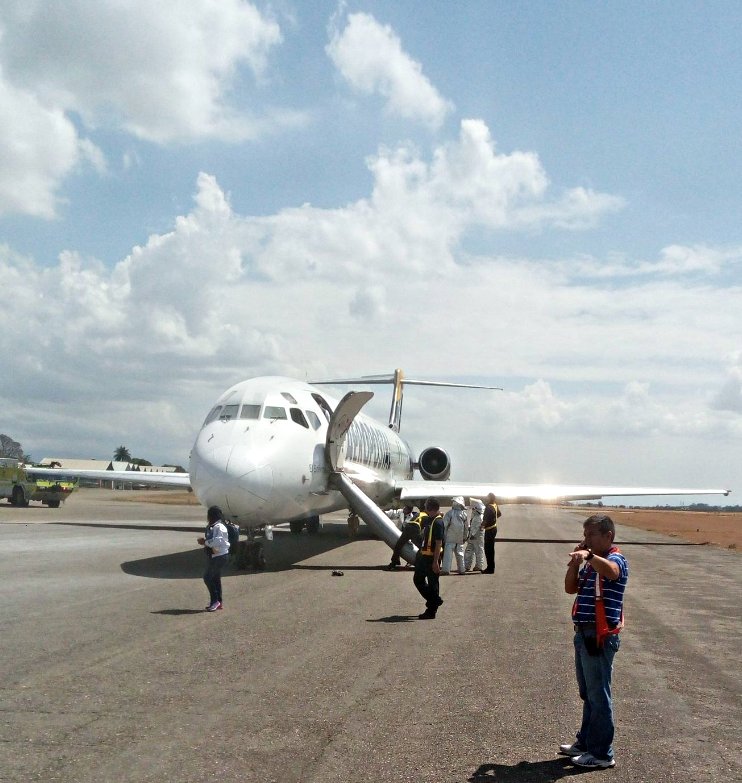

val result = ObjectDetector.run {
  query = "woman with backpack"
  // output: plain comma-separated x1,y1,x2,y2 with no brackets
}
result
197,505,230,611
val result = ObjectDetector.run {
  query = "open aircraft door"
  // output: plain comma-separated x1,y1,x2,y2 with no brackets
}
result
325,391,374,471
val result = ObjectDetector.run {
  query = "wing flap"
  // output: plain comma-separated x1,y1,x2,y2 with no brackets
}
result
396,480,730,504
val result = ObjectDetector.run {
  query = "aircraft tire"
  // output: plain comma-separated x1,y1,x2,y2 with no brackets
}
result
306,516,321,535
251,544,266,570
47,500,61,508
11,487,27,507
289,520,304,535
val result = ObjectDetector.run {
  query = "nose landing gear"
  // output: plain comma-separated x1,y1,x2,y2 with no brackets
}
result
233,529,267,570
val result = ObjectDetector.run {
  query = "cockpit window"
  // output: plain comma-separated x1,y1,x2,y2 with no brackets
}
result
290,408,309,428
311,393,333,423
239,404,261,420
203,406,222,425
305,410,321,430
263,406,287,420
281,392,298,404
220,404,239,421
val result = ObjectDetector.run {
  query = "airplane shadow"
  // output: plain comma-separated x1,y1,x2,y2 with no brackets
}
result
120,525,371,579
469,758,590,781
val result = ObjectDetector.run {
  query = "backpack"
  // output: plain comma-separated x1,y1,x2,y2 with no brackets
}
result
225,521,240,551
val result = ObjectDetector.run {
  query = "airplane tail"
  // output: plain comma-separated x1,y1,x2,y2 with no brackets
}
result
312,368,502,432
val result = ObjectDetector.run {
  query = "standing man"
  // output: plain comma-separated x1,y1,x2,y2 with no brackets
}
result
482,493,501,574
386,504,421,570
197,505,230,612
413,498,444,619
441,496,468,575
561,513,628,770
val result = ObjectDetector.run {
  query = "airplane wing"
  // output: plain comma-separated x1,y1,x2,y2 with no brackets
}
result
395,480,731,504
29,467,192,489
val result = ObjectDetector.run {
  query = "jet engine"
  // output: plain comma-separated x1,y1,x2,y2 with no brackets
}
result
416,446,451,481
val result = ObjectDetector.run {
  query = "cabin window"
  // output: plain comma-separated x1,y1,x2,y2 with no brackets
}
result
281,392,298,404
220,404,239,421
263,406,287,420
203,406,222,425
239,404,261,420
290,408,309,428
305,410,321,430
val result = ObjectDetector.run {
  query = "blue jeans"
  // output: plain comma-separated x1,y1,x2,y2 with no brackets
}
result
204,554,228,604
573,631,620,760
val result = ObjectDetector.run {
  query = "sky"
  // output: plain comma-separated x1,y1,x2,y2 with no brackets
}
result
1,1,740,504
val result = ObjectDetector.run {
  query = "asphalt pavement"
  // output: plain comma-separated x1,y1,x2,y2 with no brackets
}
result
0,491,739,783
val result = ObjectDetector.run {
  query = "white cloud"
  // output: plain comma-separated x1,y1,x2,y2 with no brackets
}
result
0,0,293,217
712,354,742,413
327,11,453,129
0,75,91,218
1,127,739,490
0,0,284,144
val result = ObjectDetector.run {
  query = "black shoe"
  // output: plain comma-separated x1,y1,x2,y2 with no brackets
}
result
418,610,437,619
386,563,399,570
435,596,444,607
483,569,494,574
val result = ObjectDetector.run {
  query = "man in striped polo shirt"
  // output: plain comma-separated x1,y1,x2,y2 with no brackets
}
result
561,513,629,770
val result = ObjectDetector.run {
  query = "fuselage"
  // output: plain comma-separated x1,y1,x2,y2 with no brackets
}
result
188,376,414,526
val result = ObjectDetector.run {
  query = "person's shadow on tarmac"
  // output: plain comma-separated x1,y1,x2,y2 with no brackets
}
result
470,759,590,781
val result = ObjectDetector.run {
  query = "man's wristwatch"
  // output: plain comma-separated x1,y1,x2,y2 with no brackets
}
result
585,549,594,561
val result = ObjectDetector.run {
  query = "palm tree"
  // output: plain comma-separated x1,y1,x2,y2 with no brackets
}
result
113,446,132,462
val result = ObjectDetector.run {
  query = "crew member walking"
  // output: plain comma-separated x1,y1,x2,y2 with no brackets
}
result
482,493,501,574
560,513,629,769
413,498,444,619
387,504,421,569
197,505,230,612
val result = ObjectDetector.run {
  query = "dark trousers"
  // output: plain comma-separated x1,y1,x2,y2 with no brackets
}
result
204,554,228,603
484,527,497,572
390,523,422,566
413,554,440,610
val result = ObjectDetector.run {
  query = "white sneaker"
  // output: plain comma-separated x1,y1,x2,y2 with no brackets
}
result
558,743,585,757
206,601,222,612
572,752,615,769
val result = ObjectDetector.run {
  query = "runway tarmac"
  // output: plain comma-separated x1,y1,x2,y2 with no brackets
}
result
1,491,740,783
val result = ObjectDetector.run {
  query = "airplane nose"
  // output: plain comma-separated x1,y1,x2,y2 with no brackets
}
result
226,444,273,501
192,438,273,499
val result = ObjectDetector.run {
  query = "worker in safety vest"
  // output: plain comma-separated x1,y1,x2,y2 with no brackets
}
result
413,498,444,619
482,492,502,574
386,504,421,569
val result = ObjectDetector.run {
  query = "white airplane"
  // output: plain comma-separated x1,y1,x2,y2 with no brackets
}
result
35,369,731,566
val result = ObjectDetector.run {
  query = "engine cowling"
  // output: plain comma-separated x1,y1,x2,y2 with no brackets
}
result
416,446,451,481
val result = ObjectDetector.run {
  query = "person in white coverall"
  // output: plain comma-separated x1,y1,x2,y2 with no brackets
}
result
466,499,486,572
441,496,469,575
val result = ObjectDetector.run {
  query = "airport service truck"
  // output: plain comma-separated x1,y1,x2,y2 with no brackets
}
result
0,458,75,507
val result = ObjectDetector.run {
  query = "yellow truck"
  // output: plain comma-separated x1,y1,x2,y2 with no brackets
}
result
0,458,75,507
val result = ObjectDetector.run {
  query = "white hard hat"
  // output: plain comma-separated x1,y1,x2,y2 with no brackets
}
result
452,496,465,506
471,499,485,511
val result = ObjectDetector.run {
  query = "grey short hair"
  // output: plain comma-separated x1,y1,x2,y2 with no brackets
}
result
584,513,615,537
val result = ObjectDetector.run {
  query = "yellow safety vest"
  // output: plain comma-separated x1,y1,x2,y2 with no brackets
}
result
482,503,499,531
420,514,443,555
